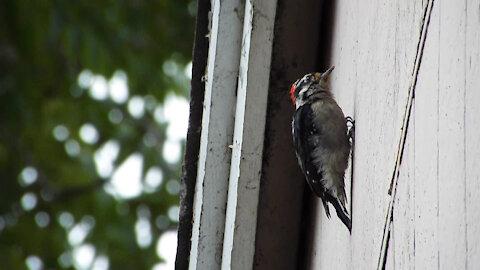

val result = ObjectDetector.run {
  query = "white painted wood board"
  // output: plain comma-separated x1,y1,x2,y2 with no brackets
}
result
389,105,416,270
437,0,467,268
189,0,244,269
412,2,440,268
465,0,480,268
308,0,426,268
309,0,480,269
221,0,277,269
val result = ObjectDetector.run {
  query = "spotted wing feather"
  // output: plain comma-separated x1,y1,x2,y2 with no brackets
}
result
292,104,332,217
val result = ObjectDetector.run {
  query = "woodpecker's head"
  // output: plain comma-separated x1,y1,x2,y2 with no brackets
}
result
290,66,334,108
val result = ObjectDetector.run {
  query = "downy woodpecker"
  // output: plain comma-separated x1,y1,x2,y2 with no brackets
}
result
290,66,353,232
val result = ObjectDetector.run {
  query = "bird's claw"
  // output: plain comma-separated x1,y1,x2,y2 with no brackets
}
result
345,116,354,125
345,116,355,141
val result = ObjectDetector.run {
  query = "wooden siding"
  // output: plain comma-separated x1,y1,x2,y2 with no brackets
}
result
307,0,480,269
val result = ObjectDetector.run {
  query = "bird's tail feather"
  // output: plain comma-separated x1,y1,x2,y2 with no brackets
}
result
308,178,351,231
331,197,352,232
321,199,331,218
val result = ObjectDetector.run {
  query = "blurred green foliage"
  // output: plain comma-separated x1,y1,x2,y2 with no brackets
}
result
0,0,195,269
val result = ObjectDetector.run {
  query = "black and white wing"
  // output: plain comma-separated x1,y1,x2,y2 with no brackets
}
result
292,105,329,210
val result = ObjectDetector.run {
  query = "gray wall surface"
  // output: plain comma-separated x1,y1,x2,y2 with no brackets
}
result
306,0,480,269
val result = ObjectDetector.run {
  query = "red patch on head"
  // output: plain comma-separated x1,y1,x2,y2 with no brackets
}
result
290,83,296,105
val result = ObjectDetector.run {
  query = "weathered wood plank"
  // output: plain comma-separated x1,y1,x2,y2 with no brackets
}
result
348,1,426,268
308,0,426,269
465,0,480,268
412,2,440,268
389,106,416,270
385,240,395,270
376,0,432,268
221,0,277,269
437,0,467,268
189,0,245,268
306,0,480,268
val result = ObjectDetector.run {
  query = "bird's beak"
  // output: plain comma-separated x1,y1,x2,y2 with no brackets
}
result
320,66,335,80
